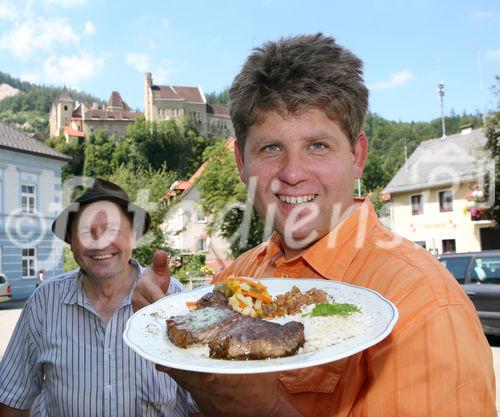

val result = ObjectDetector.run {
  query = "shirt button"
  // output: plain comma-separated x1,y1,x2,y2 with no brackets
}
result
107,385,112,390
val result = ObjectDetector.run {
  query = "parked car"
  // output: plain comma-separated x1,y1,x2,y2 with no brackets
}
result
437,250,500,336
0,272,12,303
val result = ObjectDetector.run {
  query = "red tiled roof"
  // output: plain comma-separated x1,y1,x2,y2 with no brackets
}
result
107,91,131,111
64,126,85,138
152,85,204,103
206,103,230,117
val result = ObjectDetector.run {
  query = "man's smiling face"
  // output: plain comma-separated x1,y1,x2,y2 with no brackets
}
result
70,201,135,281
235,108,367,256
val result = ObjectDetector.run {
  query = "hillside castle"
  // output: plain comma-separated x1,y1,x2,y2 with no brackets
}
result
49,73,234,141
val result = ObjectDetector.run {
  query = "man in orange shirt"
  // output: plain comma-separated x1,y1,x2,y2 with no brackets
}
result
133,33,496,416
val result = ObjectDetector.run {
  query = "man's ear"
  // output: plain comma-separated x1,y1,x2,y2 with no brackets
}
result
234,139,247,183
353,132,369,179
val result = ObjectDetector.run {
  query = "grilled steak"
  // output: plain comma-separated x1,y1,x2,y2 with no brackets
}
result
195,290,229,309
167,304,305,359
166,306,237,348
209,316,305,359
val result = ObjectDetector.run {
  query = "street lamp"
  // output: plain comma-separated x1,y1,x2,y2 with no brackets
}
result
437,82,446,139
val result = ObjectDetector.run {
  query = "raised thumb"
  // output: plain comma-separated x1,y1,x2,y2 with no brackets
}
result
152,250,170,292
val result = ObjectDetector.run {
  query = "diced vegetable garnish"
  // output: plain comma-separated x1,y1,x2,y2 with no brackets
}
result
220,276,272,318
185,301,198,310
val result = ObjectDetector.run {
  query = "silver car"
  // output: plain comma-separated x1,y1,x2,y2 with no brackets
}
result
437,250,500,336
0,273,11,303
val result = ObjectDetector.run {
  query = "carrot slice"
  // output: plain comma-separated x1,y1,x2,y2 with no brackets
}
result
185,301,197,310
228,276,267,291
241,290,272,304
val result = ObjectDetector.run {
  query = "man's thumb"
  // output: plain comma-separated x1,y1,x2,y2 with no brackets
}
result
152,250,170,289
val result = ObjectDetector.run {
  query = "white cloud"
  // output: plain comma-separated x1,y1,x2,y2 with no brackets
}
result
369,70,415,92
0,17,79,59
161,18,169,28
43,0,88,8
126,53,172,84
84,21,95,35
126,52,151,72
41,52,106,86
0,1,18,20
153,60,172,84
473,10,496,20
486,49,500,60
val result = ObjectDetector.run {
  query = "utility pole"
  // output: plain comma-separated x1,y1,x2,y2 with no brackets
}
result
437,82,446,139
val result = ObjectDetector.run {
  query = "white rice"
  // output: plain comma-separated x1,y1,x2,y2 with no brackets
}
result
271,303,373,353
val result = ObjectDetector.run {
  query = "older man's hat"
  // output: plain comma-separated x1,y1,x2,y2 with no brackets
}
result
51,178,151,243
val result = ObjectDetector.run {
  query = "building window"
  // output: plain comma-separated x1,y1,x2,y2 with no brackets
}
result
22,248,36,278
411,194,423,215
442,239,456,254
21,184,36,213
196,211,207,223
438,190,453,212
196,238,207,252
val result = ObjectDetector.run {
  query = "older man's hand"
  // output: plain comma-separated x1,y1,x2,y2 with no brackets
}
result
132,250,171,312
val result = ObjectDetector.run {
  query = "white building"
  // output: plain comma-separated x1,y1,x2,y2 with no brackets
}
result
0,122,70,299
382,127,497,253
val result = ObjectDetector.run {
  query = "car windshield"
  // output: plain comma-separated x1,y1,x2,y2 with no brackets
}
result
439,257,471,284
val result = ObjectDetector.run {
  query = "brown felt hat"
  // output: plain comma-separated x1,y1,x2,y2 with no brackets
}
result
51,178,151,243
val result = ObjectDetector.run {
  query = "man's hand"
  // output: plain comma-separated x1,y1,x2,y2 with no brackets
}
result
132,250,171,312
157,366,304,417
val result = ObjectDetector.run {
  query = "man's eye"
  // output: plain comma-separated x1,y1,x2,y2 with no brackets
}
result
262,144,280,152
310,142,327,151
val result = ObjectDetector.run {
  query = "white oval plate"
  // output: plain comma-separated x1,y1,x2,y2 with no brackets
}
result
123,278,398,374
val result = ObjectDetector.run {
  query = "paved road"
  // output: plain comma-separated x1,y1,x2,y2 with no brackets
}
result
0,303,499,414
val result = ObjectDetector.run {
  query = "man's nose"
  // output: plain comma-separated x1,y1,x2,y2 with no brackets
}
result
278,151,309,185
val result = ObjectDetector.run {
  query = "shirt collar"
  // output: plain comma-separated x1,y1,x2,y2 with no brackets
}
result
258,199,379,280
62,259,142,307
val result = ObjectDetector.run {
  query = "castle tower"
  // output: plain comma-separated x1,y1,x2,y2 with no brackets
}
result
49,87,74,138
144,72,152,121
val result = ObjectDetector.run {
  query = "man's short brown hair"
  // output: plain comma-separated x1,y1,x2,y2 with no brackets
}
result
229,33,369,148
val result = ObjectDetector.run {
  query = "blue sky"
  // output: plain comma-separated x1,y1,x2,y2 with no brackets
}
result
0,0,498,122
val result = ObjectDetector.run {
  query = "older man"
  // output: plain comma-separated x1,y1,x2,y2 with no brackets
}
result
0,179,193,417
133,34,496,417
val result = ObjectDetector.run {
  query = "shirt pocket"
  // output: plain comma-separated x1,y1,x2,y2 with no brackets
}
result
279,360,345,394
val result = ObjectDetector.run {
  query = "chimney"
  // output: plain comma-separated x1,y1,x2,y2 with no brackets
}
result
92,102,98,110
460,123,473,135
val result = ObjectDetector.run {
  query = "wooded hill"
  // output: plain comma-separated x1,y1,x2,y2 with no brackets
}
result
0,71,103,137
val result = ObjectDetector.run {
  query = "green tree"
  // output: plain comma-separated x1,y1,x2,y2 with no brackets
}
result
484,76,500,225
205,88,230,106
126,116,215,178
112,137,148,170
197,141,265,258
45,135,85,180
361,152,390,193
83,131,116,177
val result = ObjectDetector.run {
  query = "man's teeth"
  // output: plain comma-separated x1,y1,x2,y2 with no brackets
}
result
278,194,316,205
92,254,113,260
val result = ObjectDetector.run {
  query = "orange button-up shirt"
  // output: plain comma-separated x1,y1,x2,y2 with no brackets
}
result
214,199,496,417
